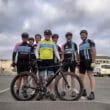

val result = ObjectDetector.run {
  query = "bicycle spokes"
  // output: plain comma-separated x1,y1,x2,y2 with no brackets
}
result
56,73,83,101
11,73,37,101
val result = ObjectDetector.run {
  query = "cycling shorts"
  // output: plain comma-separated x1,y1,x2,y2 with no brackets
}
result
79,60,94,74
17,61,30,74
38,60,54,77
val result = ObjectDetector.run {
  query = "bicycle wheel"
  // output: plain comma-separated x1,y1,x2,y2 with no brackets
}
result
55,72,83,101
10,72,37,101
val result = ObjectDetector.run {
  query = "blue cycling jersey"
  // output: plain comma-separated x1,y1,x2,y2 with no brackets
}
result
79,39,95,61
62,41,78,61
13,42,31,61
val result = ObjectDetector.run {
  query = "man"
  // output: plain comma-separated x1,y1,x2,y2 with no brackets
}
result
52,34,62,73
28,37,37,74
61,32,79,97
62,32,78,73
28,37,34,46
33,34,42,74
79,30,96,100
12,32,31,97
35,29,60,100
34,34,42,47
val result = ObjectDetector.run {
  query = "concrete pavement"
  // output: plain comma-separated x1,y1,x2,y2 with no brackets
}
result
0,101,110,110
0,74,110,110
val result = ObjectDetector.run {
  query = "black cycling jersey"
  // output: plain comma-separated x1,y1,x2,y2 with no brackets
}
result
62,41,78,61
13,42,32,62
29,45,36,60
79,39,95,61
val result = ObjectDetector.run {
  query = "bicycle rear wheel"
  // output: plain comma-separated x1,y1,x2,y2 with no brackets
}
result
10,72,37,101
55,72,83,101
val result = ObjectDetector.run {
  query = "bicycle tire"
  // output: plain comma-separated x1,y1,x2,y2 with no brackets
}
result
55,72,83,101
10,72,37,101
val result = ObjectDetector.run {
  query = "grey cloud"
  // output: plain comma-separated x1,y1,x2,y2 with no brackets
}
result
0,0,100,34
0,0,37,34
0,0,110,59
94,17,110,37
0,47,12,59
1,0,8,4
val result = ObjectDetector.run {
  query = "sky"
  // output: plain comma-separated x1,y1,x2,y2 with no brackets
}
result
0,0,110,59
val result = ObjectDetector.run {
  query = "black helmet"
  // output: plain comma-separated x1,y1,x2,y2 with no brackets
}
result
21,32,29,38
80,30,88,35
44,29,52,35
52,34,59,39
65,32,73,37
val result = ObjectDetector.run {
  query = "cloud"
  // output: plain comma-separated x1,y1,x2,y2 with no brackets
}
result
95,38,110,55
0,0,110,59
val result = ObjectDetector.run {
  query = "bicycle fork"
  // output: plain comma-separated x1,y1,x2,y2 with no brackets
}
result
61,72,70,88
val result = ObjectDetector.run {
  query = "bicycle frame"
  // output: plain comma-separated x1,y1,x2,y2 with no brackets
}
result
24,61,71,92
46,66,70,88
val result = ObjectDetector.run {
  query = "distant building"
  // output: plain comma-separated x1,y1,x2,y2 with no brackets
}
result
95,56,110,65
0,59,16,75
0,56,110,75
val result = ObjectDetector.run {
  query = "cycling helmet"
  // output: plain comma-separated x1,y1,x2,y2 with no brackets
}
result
44,29,52,35
21,32,29,38
80,30,88,35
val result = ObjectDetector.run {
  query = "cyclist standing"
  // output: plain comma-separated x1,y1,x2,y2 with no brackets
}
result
34,34,42,47
79,30,96,100
28,37,37,74
35,29,60,100
62,32,78,73
12,32,31,97
34,34,42,67
52,34,62,73
61,32,79,96
28,37,35,60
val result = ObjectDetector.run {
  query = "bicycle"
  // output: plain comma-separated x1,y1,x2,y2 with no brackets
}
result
10,61,83,101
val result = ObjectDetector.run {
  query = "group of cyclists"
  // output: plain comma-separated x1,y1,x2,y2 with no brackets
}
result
12,29,96,101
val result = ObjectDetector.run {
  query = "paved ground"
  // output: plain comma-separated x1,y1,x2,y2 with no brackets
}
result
0,74,110,110
0,101,110,110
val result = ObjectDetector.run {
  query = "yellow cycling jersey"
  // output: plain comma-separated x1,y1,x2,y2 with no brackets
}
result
39,40,55,60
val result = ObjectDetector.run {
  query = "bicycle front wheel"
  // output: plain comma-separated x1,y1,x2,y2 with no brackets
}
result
10,72,37,101
55,72,83,101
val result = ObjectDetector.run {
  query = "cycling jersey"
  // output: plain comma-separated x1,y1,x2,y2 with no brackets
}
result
79,39,95,61
54,44,62,64
30,43,39,60
33,43,38,48
29,45,36,60
13,42,31,62
53,44,62,73
62,41,78,61
13,42,32,74
39,40,55,60
35,39,60,60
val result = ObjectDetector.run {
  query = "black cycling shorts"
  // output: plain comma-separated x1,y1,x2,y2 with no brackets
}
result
79,60,94,74
17,62,30,74
38,60,54,76
63,61,76,73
